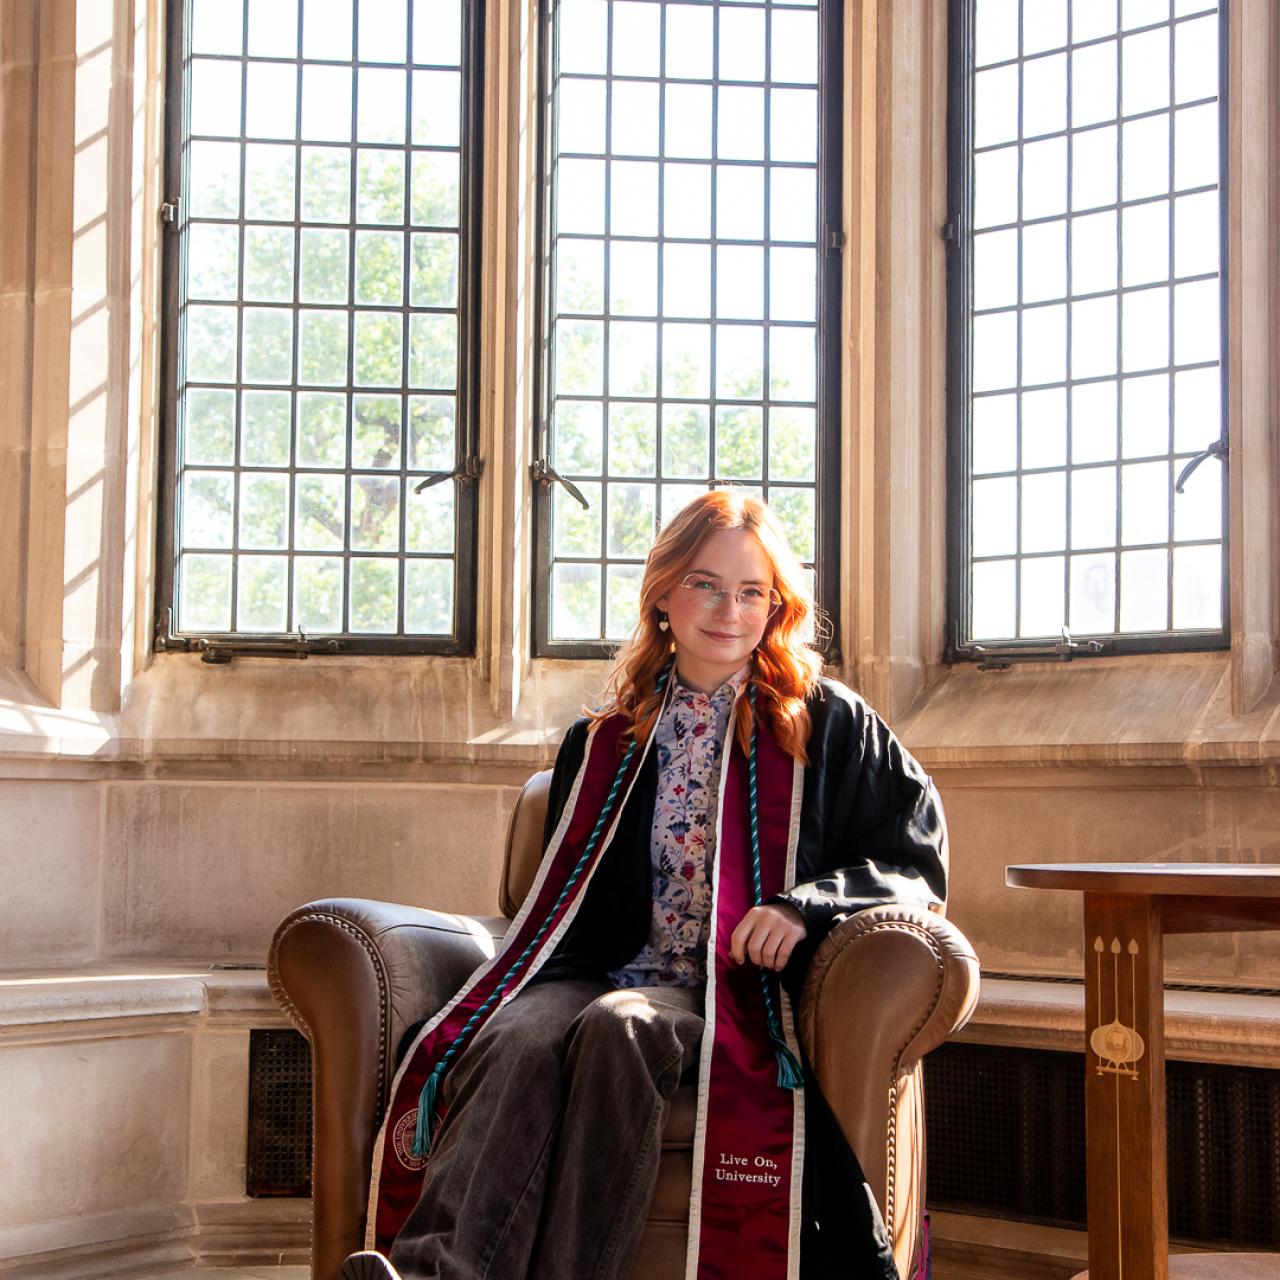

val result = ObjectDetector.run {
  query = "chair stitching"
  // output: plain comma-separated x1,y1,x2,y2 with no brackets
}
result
268,911,392,1113
268,911,393,1268
806,919,946,1259
266,911,394,1269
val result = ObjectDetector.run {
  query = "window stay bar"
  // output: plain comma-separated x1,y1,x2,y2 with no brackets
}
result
155,610,344,664
951,629,1108,671
414,455,484,494
531,458,590,511
1174,437,1228,494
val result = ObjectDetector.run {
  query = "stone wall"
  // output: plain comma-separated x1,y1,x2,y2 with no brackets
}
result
0,0,1276,1012
0,0,1278,1277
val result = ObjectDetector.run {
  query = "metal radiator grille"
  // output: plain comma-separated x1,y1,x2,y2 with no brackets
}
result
247,1028,312,1197
925,1042,1280,1250
1167,1059,1280,1247
925,1042,1087,1225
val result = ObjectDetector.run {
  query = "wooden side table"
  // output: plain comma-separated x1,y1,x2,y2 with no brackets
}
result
1005,864,1280,1280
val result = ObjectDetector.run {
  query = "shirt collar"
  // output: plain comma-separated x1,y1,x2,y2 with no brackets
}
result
669,659,752,706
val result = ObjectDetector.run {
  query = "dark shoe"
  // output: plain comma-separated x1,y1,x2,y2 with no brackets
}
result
340,1252,403,1280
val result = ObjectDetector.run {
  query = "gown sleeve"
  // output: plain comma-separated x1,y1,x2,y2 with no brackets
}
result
540,716,591,853
768,684,948,951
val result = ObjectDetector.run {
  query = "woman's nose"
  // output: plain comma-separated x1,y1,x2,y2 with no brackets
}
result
711,590,740,618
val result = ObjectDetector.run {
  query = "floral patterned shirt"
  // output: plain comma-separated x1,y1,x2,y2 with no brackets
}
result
610,661,752,989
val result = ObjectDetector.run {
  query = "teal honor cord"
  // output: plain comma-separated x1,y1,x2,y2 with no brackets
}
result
411,662,801,1159
746,682,804,1090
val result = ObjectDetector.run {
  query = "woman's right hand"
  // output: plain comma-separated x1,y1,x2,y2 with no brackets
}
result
728,903,807,972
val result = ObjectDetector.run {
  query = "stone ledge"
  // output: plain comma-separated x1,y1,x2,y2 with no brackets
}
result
0,1205,195,1278
0,1201,310,1279
0,964,289,1042
191,1200,311,1269
956,976,1280,1068
7,968,1279,1064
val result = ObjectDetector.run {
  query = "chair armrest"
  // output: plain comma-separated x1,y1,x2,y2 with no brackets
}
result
267,898,506,1280
798,905,980,1280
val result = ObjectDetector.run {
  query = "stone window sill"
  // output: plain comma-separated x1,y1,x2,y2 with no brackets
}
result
5,648,1280,779
900,650,1280,772
0,651,610,778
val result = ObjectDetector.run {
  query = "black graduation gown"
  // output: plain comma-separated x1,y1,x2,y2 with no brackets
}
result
534,675,949,1279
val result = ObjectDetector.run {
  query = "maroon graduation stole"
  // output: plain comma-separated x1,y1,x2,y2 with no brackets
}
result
367,674,808,1277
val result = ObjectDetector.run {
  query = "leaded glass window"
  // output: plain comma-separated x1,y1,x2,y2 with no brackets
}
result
947,0,1228,654
159,0,481,654
533,0,843,655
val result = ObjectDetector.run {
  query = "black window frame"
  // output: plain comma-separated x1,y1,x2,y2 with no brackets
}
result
944,0,1231,661
156,0,486,658
530,0,846,661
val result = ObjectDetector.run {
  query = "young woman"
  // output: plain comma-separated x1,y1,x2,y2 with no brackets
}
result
345,489,947,1280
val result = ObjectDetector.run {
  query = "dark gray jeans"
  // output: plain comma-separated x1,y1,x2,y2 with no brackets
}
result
388,978,705,1280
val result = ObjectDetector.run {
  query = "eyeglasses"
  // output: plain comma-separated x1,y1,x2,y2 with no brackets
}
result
677,574,783,618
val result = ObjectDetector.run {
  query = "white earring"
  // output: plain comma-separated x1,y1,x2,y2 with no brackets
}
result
657,614,669,632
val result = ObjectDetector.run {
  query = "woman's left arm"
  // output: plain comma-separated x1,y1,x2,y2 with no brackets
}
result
766,690,948,953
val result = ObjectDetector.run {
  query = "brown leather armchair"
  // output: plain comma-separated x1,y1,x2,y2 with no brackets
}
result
268,770,980,1280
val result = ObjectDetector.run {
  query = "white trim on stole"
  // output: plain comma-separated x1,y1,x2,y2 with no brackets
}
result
364,699,669,1248
683,686,806,1280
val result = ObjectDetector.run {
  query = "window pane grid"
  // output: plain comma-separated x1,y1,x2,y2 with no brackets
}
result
953,0,1226,648
166,0,475,645
538,0,831,648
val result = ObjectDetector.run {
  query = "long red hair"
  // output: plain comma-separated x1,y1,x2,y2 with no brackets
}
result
586,489,826,764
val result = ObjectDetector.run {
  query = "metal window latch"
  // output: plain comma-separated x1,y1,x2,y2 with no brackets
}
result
161,197,181,225
956,629,1107,671
196,635,343,664
530,458,590,511
1175,437,1227,493
154,610,343,663
942,218,959,243
825,225,846,256
414,454,483,494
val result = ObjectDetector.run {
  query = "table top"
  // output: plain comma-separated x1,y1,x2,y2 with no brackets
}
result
1006,863,1280,896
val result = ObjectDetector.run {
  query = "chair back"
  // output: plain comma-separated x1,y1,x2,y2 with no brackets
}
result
498,769,552,918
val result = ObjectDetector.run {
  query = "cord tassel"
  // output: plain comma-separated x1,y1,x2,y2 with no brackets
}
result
411,1065,444,1158
768,1031,805,1091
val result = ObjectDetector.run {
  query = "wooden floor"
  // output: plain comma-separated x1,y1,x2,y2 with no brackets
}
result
122,1261,1280,1280
1072,1258,1280,1279
123,1269,309,1280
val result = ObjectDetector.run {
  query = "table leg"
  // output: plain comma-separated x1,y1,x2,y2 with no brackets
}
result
1082,892,1167,1280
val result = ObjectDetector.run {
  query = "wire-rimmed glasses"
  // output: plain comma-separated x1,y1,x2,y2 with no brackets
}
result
677,573,783,619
